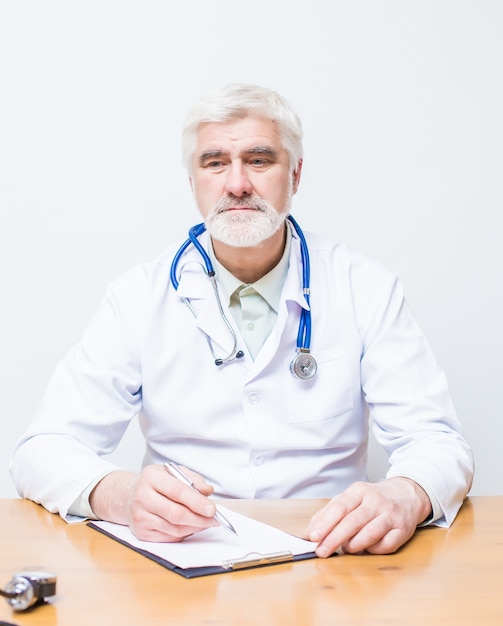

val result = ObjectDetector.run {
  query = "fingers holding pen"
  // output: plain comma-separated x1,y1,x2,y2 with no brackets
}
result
126,465,219,542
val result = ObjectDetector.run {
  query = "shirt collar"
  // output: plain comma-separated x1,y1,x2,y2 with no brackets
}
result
209,223,292,313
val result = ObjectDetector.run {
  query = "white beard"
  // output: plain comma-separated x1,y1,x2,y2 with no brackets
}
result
205,193,291,247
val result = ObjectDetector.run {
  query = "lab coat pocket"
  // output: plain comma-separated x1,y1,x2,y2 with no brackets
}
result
283,347,353,423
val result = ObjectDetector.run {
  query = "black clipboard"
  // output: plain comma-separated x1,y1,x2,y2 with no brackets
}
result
88,522,320,578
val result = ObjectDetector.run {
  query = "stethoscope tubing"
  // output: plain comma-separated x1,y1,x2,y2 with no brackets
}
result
287,215,312,353
170,222,207,289
170,215,316,377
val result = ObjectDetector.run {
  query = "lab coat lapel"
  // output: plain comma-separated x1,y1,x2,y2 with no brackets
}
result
248,233,308,377
175,242,240,360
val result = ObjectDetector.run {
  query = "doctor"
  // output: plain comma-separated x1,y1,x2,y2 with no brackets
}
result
10,84,473,557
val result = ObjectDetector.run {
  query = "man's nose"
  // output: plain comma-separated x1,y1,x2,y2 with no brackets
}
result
224,162,252,197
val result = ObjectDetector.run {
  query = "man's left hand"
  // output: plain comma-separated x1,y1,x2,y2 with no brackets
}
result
303,477,432,556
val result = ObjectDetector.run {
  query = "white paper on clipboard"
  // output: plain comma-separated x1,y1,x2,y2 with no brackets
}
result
91,505,318,570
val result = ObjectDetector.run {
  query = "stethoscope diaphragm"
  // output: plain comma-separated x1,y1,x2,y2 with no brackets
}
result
290,351,317,380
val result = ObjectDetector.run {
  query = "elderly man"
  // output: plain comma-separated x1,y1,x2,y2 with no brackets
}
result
10,83,473,557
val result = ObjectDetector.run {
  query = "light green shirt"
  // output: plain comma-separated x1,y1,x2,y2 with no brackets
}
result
209,226,291,360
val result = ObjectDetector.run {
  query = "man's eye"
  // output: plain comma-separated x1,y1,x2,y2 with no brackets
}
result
250,159,268,166
206,161,223,168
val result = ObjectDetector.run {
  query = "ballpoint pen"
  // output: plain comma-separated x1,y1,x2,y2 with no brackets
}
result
164,461,238,536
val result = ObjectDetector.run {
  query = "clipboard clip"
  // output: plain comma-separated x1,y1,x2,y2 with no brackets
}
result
222,551,293,570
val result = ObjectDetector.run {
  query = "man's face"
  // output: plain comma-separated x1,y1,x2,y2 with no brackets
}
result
189,115,301,247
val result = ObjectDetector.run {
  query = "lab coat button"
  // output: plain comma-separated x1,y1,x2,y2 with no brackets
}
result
253,454,264,466
248,392,261,405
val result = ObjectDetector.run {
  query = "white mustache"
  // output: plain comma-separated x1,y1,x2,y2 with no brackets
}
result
213,196,268,214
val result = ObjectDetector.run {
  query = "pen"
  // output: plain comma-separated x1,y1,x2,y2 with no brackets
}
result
164,461,238,536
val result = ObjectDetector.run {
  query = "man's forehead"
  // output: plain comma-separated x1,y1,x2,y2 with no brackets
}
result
195,116,283,153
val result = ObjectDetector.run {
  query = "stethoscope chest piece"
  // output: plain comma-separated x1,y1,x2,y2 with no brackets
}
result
290,350,317,380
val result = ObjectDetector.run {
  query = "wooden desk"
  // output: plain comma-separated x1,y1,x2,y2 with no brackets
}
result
0,497,501,625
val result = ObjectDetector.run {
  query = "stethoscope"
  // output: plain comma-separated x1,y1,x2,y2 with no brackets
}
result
170,214,317,380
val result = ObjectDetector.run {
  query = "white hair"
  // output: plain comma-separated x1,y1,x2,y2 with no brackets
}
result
182,83,303,173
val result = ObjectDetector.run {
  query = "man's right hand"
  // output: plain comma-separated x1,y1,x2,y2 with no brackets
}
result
89,465,219,542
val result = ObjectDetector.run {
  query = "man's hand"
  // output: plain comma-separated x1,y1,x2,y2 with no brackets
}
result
303,477,432,556
89,465,219,542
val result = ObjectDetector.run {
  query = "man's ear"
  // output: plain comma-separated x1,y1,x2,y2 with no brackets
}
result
188,176,194,192
292,160,303,194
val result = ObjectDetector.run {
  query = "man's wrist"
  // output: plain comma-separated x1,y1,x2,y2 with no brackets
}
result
390,476,433,525
89,470,137,523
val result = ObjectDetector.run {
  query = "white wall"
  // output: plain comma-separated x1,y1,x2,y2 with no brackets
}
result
1,1,501,497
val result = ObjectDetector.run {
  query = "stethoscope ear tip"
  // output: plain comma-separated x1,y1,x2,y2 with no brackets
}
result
215,351,244,366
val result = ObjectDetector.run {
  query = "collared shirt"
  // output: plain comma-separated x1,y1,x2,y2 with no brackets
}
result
209,226,291,360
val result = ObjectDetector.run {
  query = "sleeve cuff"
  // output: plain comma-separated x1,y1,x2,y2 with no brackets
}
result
66,472,113,521
417,490,442,527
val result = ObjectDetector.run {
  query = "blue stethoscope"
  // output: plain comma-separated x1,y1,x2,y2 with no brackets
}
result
170,214,317,380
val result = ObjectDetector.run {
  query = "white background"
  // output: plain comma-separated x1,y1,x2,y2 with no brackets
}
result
1,1,501,498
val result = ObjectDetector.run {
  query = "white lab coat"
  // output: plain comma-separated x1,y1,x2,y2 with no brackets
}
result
10,227,474,524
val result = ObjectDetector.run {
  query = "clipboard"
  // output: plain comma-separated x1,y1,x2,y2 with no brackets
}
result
89,523,316,578
87,506,323,578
